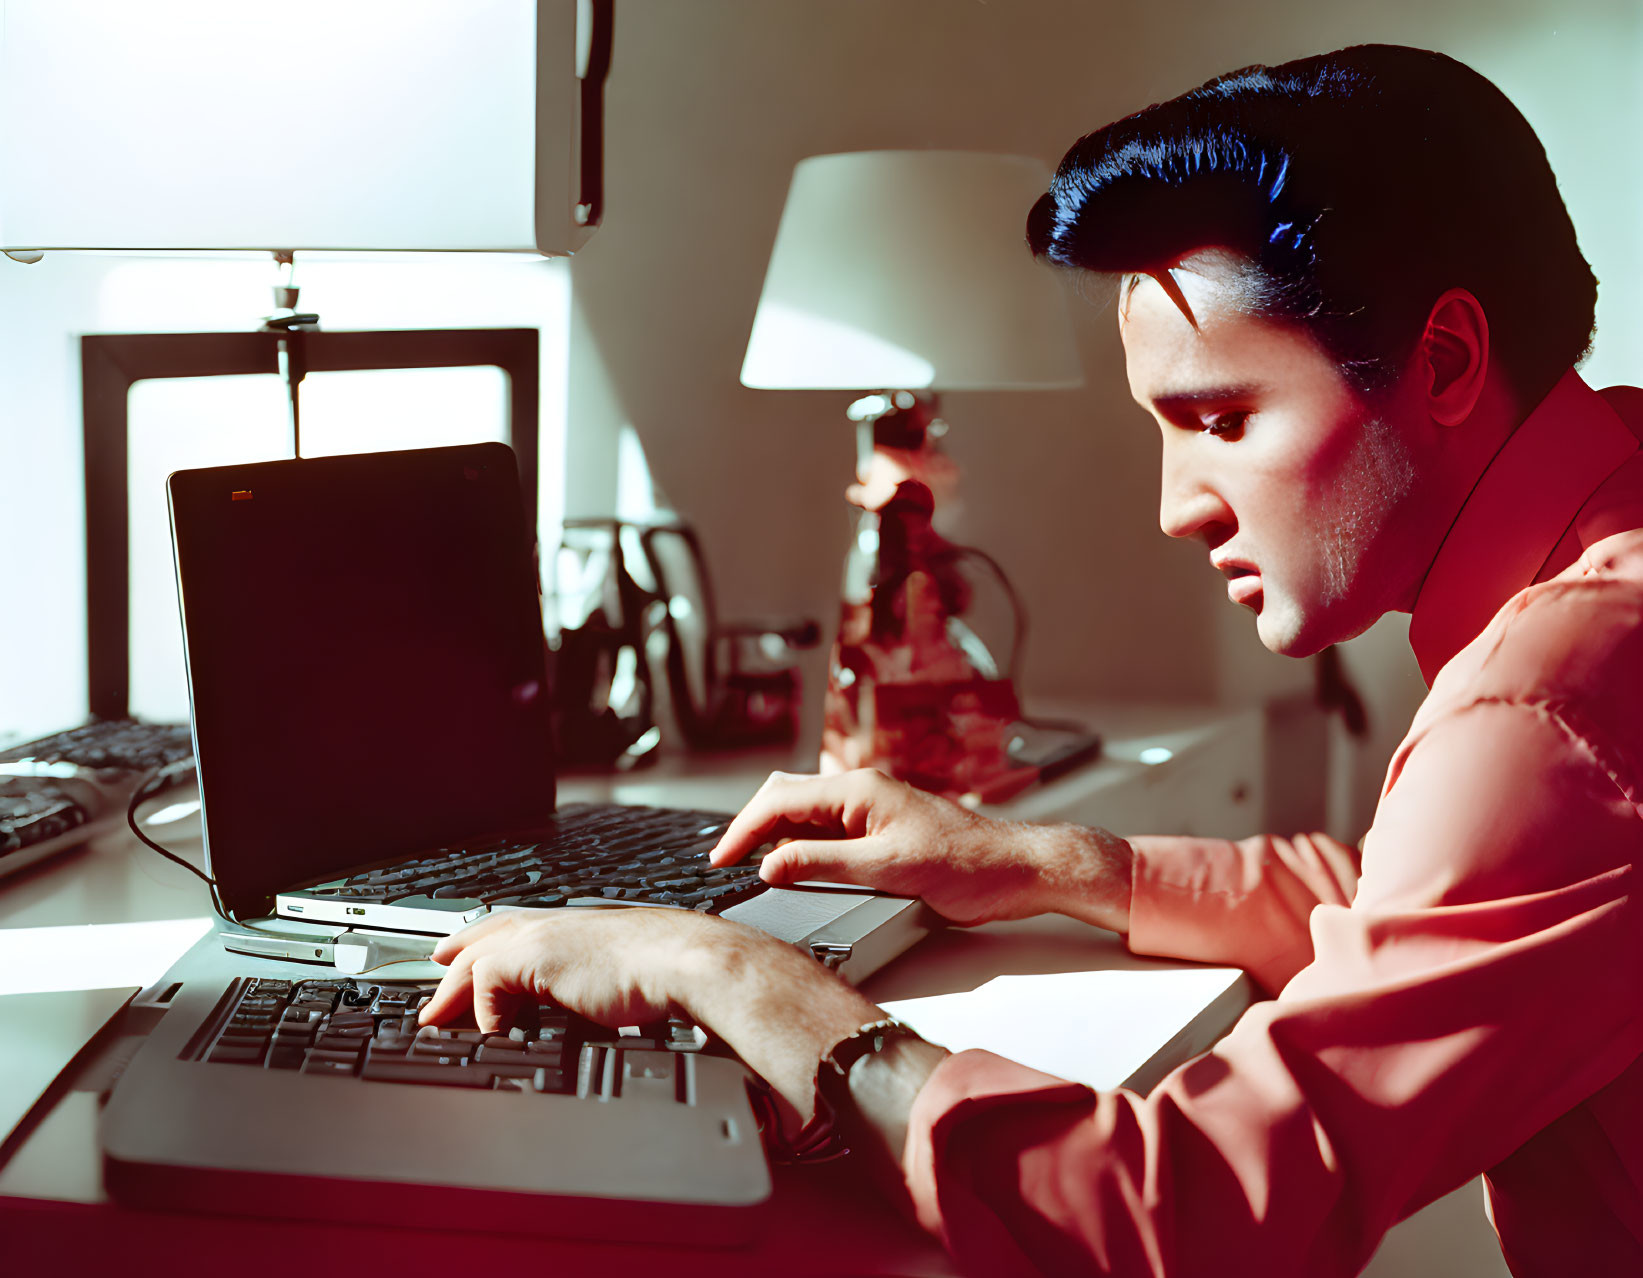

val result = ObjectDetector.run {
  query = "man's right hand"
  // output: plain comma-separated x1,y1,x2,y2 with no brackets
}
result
709,768,1134,932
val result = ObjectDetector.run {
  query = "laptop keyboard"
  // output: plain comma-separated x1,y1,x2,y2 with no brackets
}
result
1,718,195,775
190,976,707,1098
0,781,88,858
1,719,195,869
315,801,767,914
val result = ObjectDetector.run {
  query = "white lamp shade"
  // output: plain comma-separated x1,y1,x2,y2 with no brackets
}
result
740,151,1082,391
0,0,591,255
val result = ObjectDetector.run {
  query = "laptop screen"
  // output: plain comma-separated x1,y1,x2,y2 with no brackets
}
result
167,443,558,916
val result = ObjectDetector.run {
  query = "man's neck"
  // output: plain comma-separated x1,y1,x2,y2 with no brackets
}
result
1394,370,1526,616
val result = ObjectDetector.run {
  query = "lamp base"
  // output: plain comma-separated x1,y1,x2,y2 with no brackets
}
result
822,669,1039,803
819,391,1035,803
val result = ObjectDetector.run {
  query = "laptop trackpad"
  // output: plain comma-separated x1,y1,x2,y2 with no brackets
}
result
720,886,877,945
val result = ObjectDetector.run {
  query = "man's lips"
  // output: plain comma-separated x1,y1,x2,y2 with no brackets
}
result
1212,556,1262,607
1226,573,1263,606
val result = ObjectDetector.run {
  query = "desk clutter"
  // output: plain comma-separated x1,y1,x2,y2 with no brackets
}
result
546,517,820,770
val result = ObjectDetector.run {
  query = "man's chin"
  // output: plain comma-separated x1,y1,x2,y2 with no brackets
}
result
1256,602,1374,658
1254,604,1329,659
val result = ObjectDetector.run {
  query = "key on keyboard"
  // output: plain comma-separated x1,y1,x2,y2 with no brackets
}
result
324,802,767,915
192,976,702,1100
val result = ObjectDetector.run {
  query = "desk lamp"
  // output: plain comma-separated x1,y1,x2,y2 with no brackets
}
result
741,151,1083,801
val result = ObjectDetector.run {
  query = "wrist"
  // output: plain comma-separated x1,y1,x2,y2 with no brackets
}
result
832,1028,950,1172
676,917,879,1124
1025,822,1134,932
781,1018,949,1172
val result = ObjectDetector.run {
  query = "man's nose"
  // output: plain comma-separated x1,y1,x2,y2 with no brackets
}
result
1158,442,1231,541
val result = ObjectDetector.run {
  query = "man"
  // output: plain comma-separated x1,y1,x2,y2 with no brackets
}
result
420,45,1643,1275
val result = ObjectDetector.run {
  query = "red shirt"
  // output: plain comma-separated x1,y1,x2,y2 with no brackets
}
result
901,371,1643,1275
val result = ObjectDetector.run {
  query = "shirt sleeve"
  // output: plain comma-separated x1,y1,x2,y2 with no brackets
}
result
901,698,1643,1277
1125,830,1361,995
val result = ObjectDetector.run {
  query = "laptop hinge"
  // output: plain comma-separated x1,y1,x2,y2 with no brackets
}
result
223,894,276,927
809,942,853,971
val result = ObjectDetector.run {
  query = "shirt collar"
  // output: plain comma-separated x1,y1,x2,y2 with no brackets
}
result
1408,370,1639,685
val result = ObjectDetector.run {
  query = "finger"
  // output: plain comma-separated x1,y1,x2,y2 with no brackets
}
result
758,837,881,887
469,953,533,1035
431,909,517,965
418,942,484,1025
710,772,861,865
710,771,804,866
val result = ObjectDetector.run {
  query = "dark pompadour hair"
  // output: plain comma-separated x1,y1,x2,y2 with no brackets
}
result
1026,44,1596,405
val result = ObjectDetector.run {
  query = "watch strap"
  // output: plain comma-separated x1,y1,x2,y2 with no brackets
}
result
755,1017,922,1165
819,1017,914,1079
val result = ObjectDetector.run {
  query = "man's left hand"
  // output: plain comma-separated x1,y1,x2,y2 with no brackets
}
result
417,905,888,1133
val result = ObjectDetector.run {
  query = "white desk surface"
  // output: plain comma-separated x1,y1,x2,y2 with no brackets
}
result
0,702,1258,1274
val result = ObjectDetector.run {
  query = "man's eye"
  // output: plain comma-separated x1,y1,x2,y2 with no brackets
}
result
1204,411,1250,439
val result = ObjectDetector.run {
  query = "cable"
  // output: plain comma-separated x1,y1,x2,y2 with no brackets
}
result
127,769,230,920
956,545,1029,683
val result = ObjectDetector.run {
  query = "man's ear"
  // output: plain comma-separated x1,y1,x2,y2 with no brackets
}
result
1420,289,1490,427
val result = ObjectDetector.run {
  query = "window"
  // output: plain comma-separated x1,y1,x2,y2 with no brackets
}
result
0,252,571,743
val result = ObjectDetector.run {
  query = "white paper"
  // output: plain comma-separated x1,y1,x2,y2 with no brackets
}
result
880,966,1240,1092
0,916,213,996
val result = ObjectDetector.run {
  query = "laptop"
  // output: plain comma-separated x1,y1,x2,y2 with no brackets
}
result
164,441,928,981
96,442,932,1238
100,958,777,1241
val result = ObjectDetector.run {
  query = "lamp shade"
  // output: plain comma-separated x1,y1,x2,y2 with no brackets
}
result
740,151,1082,391
0,0,600,255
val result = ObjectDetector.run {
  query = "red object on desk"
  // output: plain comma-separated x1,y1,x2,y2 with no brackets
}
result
820,395,1036,802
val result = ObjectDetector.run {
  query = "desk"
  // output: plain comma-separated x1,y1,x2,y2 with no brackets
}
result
565,700,1265,838
0,703,1259,1275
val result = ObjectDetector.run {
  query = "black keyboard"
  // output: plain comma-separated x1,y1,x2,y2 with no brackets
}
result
2,718,195,775
0,781,88,856
318,802,766,914
191,976,706,1097
0,718,196,877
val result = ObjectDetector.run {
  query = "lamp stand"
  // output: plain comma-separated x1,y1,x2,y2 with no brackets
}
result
261,250,320,457
820,391,1038,804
